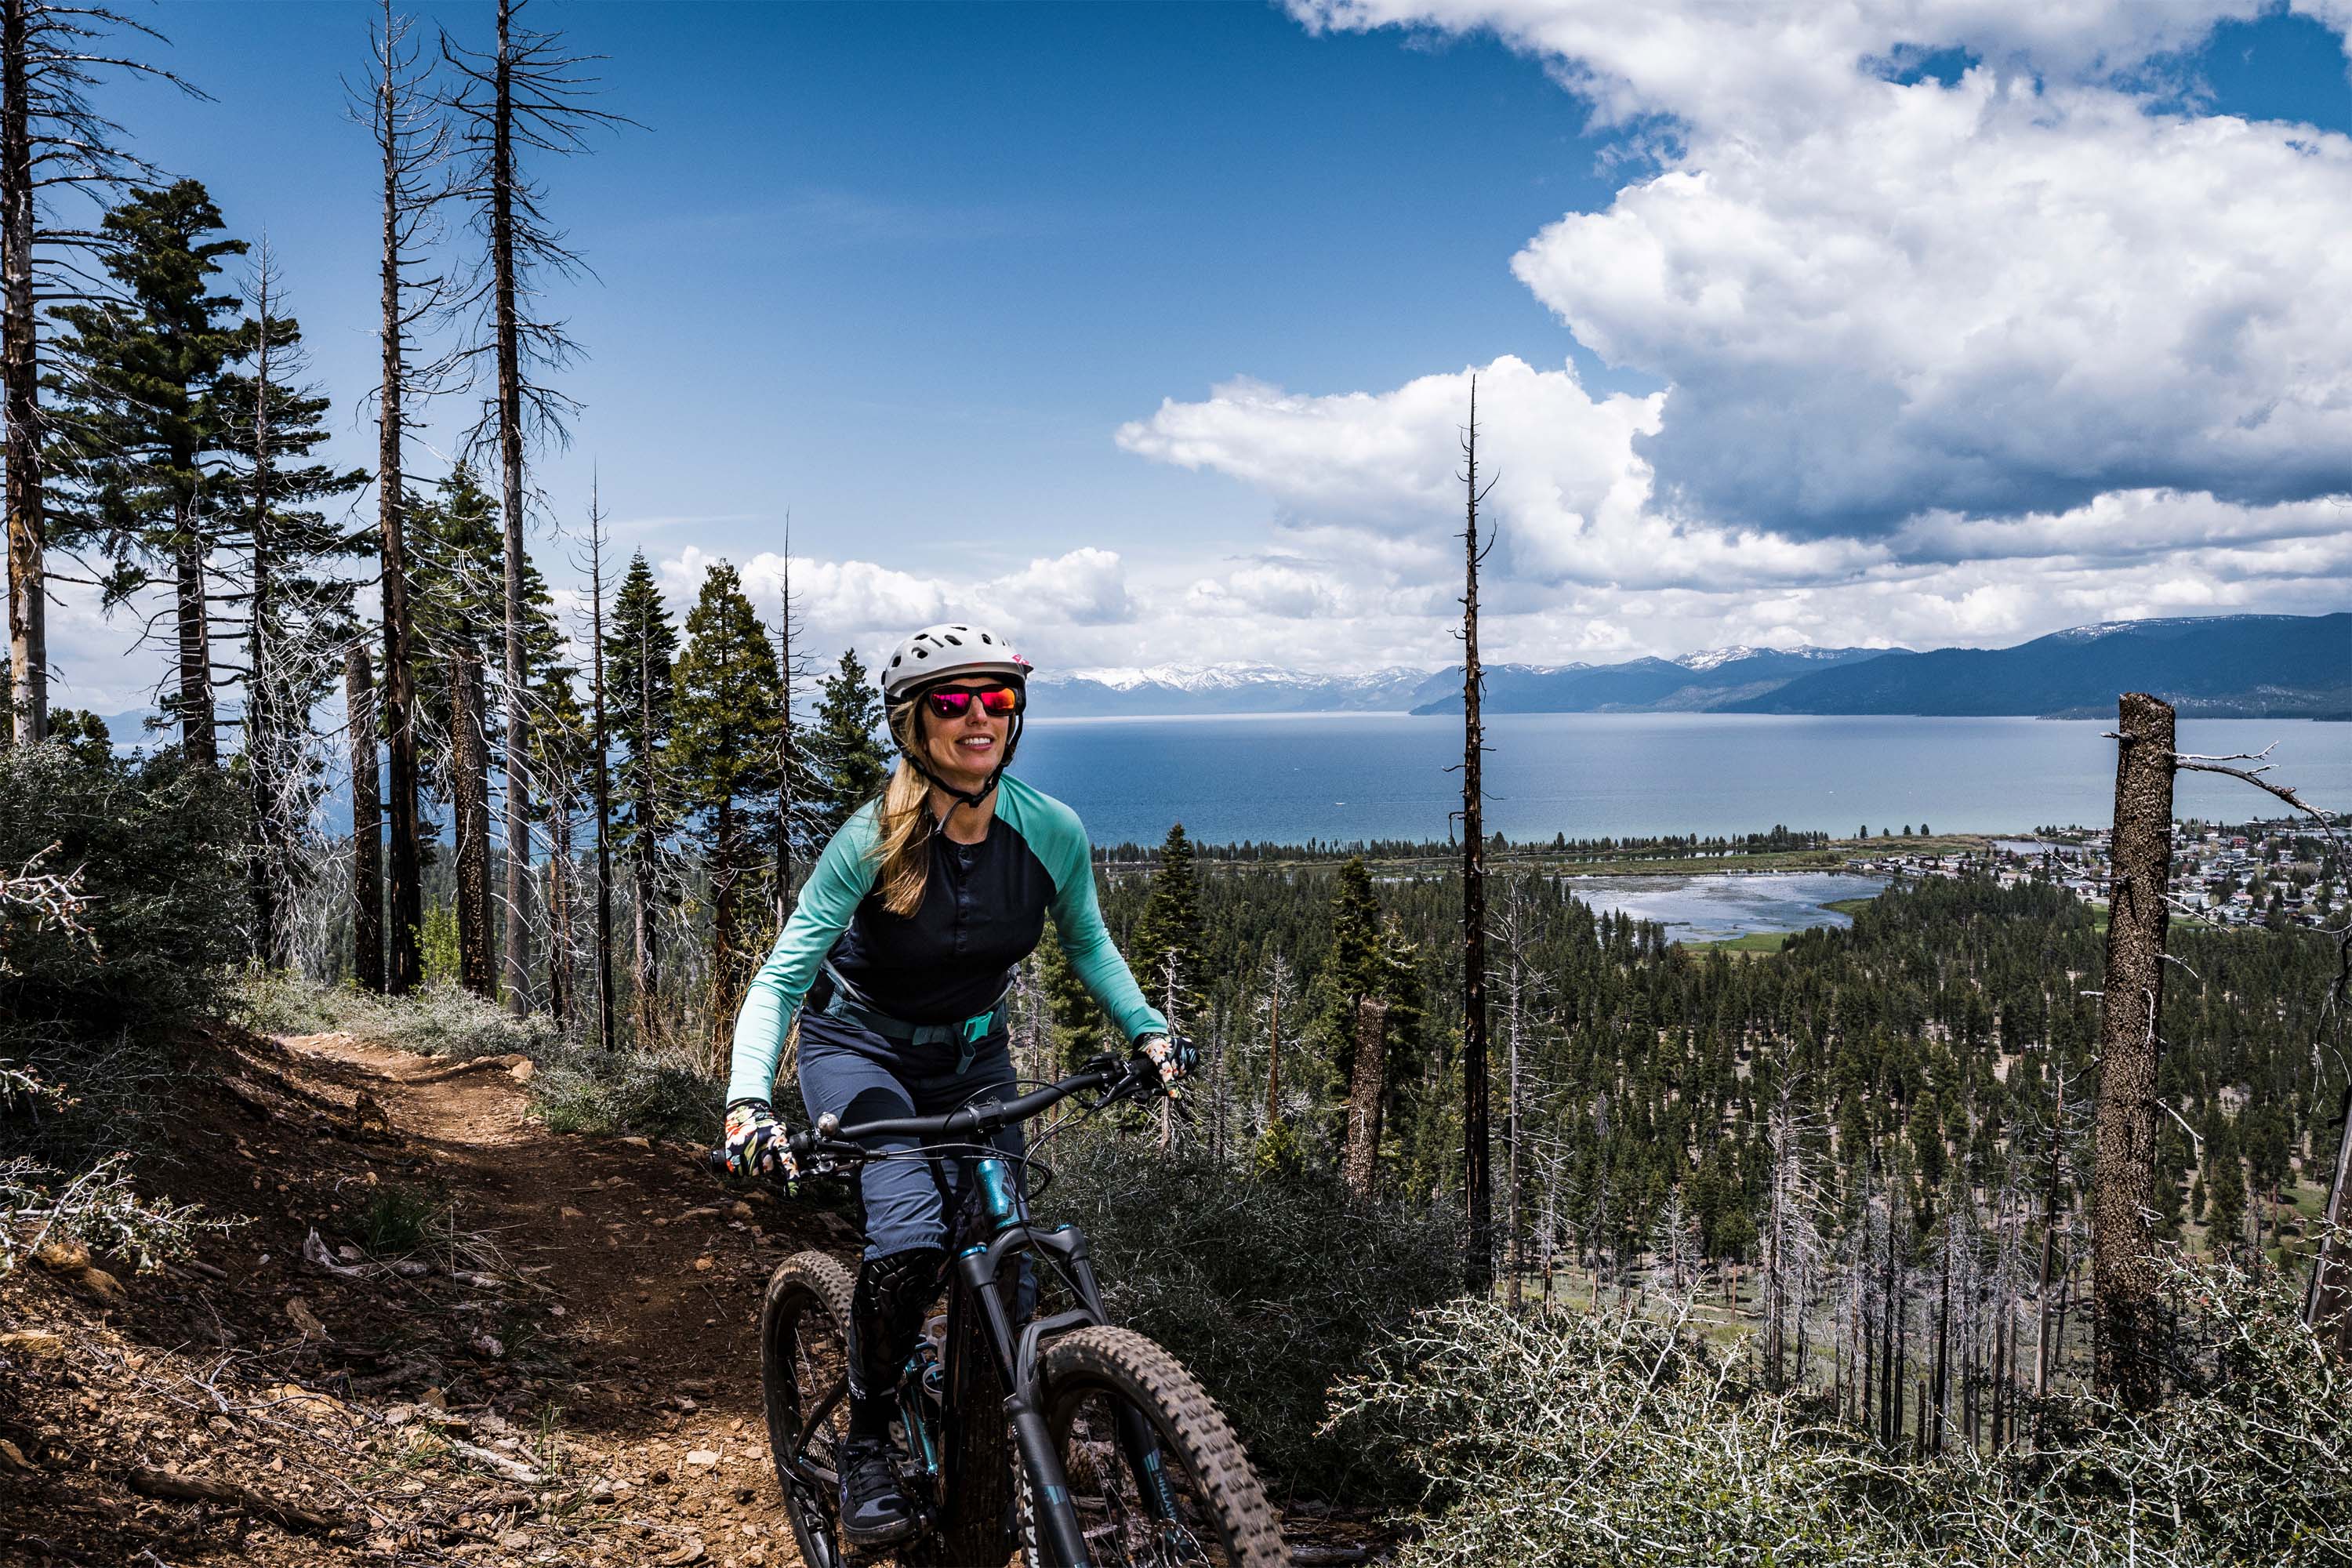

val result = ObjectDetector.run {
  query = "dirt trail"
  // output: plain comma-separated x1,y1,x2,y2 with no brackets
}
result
2,1025,1376,1567
2,1022,851,1567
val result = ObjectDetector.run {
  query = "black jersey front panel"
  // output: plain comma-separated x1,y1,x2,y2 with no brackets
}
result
824,818,1055,1023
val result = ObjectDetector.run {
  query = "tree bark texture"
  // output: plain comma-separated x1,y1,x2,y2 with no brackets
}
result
633,619,659,1035
2,0,45,744
347,644,384,993
452,647,494,1000
1459,378,1492,1294
492,0,532,1016
377,40,423,995
590,505,615,1048
2092,691,2174,1411
173,531,215,766
1343,996,1389,1202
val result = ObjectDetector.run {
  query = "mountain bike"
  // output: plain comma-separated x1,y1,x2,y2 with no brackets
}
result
712,1053,1283,1567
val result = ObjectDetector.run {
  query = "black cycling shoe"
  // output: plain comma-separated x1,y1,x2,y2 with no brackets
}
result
837,1433,920,1548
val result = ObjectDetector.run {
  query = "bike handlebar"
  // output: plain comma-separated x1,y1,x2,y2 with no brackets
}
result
703,1054,1144,1179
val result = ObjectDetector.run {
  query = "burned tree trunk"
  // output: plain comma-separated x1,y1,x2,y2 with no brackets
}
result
2,0,40,744
452,646,494,999
633,618,660,1034
2092,692,2174,1411
347,644,384,993
488,0,532,1016
1343,996,1389,1202
365,0,437,996
1458,376,1495,1294
173,527,216,766
587,488,615,1049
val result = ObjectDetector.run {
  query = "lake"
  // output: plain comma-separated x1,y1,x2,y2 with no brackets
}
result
1011,712,2352,846
1561,871,1889,944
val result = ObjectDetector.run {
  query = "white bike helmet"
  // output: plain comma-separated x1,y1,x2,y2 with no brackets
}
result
881,623,1033,807
881,623,1030,701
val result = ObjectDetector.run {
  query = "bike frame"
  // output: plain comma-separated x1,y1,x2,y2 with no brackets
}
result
757,1058,1185,1568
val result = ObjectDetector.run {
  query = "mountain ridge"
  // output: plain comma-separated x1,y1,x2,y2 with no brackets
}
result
1030,612,2347,718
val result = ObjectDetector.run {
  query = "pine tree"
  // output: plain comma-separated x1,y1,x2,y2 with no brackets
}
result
811,647,887,836
45,180,249,765
1035,922,1106,1071
604,550,676,1030
672,561,784,1062
1133,822,1208,1027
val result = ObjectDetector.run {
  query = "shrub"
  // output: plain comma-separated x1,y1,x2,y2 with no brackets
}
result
1034,1129,1459,1497
1328,1258,2352,1567
0,741,245,1032
528,1041,719,1142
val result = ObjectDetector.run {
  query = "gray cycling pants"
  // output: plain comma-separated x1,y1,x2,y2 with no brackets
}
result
794,1004,1025,1262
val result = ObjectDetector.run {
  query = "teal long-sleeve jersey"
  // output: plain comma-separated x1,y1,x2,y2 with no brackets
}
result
725,775,1169,1105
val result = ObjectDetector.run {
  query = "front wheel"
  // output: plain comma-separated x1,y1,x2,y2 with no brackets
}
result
1034,1325,1283,1568
761,1251,855,1568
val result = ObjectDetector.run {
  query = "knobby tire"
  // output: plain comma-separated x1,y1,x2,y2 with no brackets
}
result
1033,1325,1283,1568
761,1250,855,1568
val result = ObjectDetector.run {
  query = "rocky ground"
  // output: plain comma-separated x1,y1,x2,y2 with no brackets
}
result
0,1022,1387,1566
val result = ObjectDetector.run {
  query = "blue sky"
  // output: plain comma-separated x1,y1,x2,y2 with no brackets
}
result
39,2,2352,713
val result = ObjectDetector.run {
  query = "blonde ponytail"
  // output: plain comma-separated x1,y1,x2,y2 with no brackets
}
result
872,699,935,915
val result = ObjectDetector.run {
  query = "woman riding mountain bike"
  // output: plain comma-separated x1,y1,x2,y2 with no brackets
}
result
721,622,1197,1552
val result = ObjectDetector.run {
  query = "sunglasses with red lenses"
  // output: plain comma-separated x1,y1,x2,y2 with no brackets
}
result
920,684,1023,720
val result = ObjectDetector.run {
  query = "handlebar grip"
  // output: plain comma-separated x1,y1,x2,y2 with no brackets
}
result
702,1149,729,1176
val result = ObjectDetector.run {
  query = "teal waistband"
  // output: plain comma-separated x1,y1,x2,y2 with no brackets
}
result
821,993,1002,1066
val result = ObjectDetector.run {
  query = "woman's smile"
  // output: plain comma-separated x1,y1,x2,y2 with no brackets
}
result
925,699,1008,793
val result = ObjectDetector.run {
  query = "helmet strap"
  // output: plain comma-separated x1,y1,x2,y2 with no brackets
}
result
898,711,1023,815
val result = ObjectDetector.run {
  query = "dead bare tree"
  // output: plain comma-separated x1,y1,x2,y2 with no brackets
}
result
1261,952,1290,1133
1762,1076,1829,1391
442,0,631,1016
772,513,807,927
2091,691,2174,1411
351,0,450,995
1493,877,1555,1311
346,644,383,992
2,0,198,744
582,475,613,1047
2031,1055,2082,1400
1455,374,1497,1294
449,643,492,998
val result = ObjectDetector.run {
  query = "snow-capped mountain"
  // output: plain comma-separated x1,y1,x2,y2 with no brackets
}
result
1675,644,1881,671
1031,663,1438,716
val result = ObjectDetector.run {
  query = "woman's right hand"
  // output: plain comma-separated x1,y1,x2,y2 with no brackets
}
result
724,1098,800,1181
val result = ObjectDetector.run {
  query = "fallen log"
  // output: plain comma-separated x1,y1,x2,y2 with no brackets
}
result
128,1465,349,1538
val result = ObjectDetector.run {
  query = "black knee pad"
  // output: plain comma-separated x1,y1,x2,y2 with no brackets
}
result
860,1246,946,1323
848,1247,946,1400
